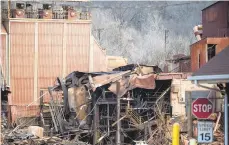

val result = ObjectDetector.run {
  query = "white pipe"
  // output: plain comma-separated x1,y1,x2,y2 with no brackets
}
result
193,25,203,41
224,95,228,145
188,74,229,81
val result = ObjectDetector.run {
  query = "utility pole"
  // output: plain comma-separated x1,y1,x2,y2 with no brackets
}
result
165,30,169,53
187,91,193,137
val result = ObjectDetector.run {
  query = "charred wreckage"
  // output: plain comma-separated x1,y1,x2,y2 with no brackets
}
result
3,64,173,145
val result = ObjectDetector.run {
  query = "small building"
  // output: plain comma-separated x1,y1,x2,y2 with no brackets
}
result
190,1,229,72
165,54,191,73
191,37,229,72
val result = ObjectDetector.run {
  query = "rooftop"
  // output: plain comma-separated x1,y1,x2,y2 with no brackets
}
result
201,1,220,11
1,1,91,21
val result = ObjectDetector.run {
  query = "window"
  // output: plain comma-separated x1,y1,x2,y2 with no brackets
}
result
198,53,201,68
206,7,217,22
207,44,216,61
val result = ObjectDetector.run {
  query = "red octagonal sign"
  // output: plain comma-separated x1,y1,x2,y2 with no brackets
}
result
192,98,213,119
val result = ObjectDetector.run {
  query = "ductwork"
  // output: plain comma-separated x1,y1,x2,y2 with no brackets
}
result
193,25,203,41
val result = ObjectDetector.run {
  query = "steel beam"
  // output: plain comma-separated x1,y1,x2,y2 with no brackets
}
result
225,95,228,145
187,91,193,137
116,82,121,145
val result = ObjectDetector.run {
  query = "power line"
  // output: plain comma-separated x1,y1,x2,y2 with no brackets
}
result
86,2,197,9
6,1,198,9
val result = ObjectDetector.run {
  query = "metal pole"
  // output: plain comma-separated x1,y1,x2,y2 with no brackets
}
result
93,93,98,145
225,95,228,145
116,82,121,145
187,91,193,137
107,104,110,136
172,123,180,145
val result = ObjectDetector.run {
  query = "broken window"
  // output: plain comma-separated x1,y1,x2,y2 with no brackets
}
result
207,44,216,61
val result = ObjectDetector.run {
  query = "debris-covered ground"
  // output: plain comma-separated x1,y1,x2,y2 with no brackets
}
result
1,64,226,145
1,64,175,145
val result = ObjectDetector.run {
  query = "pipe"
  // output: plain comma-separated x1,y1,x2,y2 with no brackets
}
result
116,82,121,145
187,92,193,137
189,74,229,81
193,25,203,41
225,95,228,145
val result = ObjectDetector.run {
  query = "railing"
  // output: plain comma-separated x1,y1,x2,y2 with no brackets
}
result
127,108,143,125
1,9,91,20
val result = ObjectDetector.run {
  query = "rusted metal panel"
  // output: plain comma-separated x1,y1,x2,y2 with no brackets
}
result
207,38,229,53
10,21,35,105
66,23,90,74
155,73,192,80
93,39,107,72
190,37,229,72
202,1,229,38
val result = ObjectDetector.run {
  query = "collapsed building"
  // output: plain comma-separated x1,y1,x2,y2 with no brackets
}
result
1,1,228,145
3,63,220,145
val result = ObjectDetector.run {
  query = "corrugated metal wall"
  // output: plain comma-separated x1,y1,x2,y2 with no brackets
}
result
9,22,35,106
38,22,64,90
190,38,229,72
202,1,229,38
93,39,107,72
1,34,6,76
8,20,106,122
66,23,90,74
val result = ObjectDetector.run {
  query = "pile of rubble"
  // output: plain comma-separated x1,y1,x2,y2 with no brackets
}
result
2,64,173,145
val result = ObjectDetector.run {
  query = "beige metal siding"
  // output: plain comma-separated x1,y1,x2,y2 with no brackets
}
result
38,22,63,89
66,23,90,74
93,39,106,72
10,106,39,122
1,34,6,76
8,20,107,122
9,22,35,105
106,56,128,71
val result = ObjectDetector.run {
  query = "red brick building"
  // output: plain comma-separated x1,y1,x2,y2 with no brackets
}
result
191,1,229,72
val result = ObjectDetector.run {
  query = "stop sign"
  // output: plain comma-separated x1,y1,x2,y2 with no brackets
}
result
192,98,213,119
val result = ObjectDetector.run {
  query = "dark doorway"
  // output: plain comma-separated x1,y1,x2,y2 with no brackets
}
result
207,44,216,61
